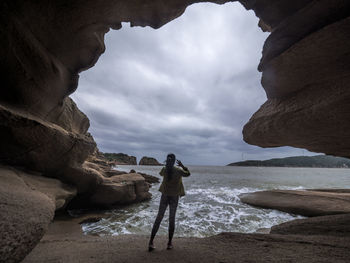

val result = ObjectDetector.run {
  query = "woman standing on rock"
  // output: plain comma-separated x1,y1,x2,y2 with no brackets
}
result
148,153,190,251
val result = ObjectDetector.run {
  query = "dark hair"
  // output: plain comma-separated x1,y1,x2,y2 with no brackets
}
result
166,153,175,181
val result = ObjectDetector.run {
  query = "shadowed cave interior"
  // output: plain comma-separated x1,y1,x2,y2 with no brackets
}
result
1,0,350,262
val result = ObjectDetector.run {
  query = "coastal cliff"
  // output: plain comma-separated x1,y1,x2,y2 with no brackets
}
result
1,0,350,262
228,155,350,168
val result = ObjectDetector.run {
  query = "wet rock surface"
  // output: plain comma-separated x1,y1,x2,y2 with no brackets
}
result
240,189,350,217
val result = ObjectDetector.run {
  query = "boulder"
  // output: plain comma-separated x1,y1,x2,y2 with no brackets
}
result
61,164,104,194
139,156,162,166
111,173,152,201
240,189,350,217
90,173,151,207
90,180,136,207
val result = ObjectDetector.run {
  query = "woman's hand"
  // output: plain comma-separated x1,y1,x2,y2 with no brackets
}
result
176,160,184,168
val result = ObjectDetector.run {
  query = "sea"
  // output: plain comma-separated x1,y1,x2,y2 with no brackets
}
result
81,165,350,237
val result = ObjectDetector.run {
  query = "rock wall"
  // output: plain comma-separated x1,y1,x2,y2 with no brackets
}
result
1,0,350,262
242,0,350,157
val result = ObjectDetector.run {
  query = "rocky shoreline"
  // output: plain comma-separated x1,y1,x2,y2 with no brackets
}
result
19,188,350,262
22,209,350,263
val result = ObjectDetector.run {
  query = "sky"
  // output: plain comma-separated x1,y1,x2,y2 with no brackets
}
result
72,2,315,165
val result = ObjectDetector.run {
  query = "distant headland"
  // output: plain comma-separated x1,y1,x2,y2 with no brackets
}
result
102,153,137,165
139,156,162,166
102,152,162,166
227,155,350,168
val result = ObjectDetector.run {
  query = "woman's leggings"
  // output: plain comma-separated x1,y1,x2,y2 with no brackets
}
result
150,194,179,242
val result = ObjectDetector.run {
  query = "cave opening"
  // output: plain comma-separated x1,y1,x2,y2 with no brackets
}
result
3,1,350,261
72,2,312,166
72,2,322,238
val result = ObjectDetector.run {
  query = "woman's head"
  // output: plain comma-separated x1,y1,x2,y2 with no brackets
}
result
166,153,176,167
166,153,175,181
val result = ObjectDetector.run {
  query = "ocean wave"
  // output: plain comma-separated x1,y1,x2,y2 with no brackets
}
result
82,185,303,237
79,165,350,237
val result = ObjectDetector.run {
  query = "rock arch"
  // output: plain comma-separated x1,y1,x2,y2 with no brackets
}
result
1,0,350,261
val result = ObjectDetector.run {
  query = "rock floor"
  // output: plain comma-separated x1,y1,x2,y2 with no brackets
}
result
22,217,350,263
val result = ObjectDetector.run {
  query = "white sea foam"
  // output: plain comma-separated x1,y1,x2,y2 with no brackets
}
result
82,185,303,237
81,165,350,237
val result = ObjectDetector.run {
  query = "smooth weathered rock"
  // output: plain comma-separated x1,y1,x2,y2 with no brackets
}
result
240,190,350,217
61,164,104,194
111,173,152,201
306,189,350,194
240,1,350,159
90,173,151,207
0,166,55,263
18,171,77,210
139,156,162,166
0,104,96,173
46,97,90,134
243,73,350,157
271,213,350,237
261,16,350,99
90,180,136,207
258,0,350,71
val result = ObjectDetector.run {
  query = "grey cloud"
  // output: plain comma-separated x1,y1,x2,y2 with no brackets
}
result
72,2,316,165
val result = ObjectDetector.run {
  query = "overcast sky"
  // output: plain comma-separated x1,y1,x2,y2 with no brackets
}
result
72,2,315,165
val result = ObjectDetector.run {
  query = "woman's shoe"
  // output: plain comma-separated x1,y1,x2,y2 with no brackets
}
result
167,243,173,250
148,243,155,252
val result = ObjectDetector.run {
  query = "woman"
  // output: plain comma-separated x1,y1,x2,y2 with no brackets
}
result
148,153,191,251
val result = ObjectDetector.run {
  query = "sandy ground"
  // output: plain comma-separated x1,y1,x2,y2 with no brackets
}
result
22,216,350,263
